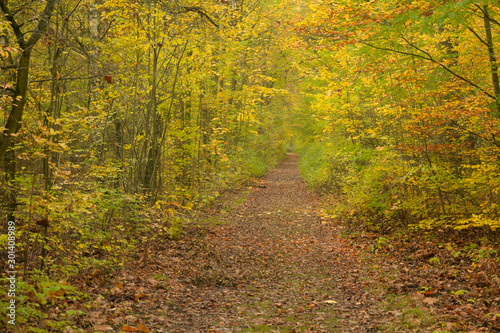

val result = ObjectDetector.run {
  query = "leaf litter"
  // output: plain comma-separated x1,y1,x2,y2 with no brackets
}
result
78,154,500,332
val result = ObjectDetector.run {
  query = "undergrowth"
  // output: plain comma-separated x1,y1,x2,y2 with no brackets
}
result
0,142,285,332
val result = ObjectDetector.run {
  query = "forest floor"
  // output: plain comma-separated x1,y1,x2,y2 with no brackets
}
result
82,154,500,333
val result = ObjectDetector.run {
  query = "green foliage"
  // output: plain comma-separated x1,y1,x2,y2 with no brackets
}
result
168,215,185,240
290,0,500,235
370,237,390,252
429,257,441,267
299,140,410,230
8,0,500,329
381,293,435,332
0,0,298,328
0,276,85,331
238,124,287,178
242,150,270,177
451,289,469,296
298,141,350,193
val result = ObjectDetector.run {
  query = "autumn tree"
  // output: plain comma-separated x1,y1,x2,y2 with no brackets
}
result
292,0,500,231
0,0,57,158
0,0,296,329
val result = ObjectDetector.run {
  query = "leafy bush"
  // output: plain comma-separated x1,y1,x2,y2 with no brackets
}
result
240,138,286,178
242,150,270,177
298,141,350,193
0,276,85,331
300,137,500,233
299,141,413,230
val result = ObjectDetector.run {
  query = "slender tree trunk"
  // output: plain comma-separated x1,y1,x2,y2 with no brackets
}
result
144,47,162,194
5,148,16,222
483,5,500,114
89,1,100,108
0,0,57,159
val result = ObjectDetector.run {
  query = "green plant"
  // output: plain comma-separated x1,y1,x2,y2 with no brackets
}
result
429,257,441,266
0,276,86,331
381,293,435,332
451,289,469,296
169,215,186,240
370,237,390,252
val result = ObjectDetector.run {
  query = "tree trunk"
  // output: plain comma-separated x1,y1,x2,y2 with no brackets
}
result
144,47,162,194
0,0,57,159
483,5,500,114
89,1,100,107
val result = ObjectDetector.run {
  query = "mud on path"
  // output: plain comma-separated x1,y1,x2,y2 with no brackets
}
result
96,154,390,332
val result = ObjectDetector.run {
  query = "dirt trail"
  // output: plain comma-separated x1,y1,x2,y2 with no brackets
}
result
152,153,385,332
100,154,390,333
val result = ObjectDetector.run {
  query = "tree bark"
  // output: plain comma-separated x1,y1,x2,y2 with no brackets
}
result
88,0,100,107
482,5,500,114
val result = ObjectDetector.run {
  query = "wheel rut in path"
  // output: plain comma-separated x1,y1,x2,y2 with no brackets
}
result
159,153,385,332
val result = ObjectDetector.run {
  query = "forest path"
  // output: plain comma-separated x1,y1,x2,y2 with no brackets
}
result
150,153,385,332
106,154,389,332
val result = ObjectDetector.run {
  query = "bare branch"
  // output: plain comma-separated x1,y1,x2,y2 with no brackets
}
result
175,6,219,28
66,0,83,21
29,75,100,84
0,64,18,70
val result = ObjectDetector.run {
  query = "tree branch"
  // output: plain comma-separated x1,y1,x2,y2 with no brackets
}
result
177,6,219,28
0,0,58,159
65,0,83,21
26,0,57,48
360,38,495,99
468,27,488,48
0,64,18,70
29,75,100,84
0,0,27,48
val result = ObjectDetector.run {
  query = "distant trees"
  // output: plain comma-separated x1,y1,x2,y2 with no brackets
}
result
294,0,500,232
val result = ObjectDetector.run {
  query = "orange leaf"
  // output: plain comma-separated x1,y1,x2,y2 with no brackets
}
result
423,290,434,296
121,326,139,332
104,74,113,83
137,323,150,332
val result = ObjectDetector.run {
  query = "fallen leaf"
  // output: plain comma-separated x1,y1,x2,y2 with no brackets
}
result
104,74,113,83
422,297,439,306
423,289,434,296
387,310,402,317
137,323,151,332
324,300,337,304
414,291,424,299
121,326,139,332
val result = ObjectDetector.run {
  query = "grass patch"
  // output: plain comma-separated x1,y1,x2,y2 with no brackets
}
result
241,324,273,332
379,293,435,332
152,273,168,281
198,215,228,226
223,189,251,213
